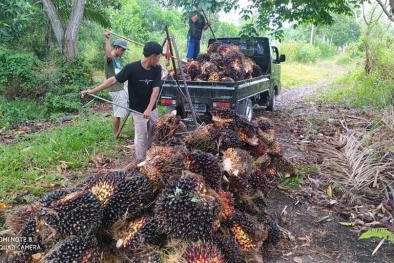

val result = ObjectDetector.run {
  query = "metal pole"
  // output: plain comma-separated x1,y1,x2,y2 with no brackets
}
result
201,10,216,41
86,93,157,121
168,34,199,128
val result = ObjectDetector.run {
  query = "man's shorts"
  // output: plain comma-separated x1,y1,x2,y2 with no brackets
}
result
109,89,128,118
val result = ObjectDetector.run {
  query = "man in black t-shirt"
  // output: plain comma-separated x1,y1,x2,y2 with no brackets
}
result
81,42,163,161
187,9,210,61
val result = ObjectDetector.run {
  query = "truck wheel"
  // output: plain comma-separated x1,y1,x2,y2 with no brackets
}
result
266,92,276,111
237,99,253,121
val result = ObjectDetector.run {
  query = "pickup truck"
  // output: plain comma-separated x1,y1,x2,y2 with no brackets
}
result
159,37,285,121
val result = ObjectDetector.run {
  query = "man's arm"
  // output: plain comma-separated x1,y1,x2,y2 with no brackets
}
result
143,87,160,118
104,29,112,60
81,76,117,98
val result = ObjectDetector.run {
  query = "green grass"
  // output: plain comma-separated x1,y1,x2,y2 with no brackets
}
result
282,57,348,89
0,97,47,128
320,69,394,109
0,113,133,204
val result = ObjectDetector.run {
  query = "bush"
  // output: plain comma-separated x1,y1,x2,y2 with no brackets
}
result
0,47,48,100
44,85,84,115
298,43,322,63
56,58,94,87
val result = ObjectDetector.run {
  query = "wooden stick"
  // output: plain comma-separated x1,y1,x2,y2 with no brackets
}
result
110,32,144,47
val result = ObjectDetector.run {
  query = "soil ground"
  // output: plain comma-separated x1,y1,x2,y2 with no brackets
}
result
256,81,394,263
1,78,394,263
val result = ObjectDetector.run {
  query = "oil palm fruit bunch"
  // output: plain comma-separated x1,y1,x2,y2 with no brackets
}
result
263,218,282,246
209,127,242,153
186,61,201,80
207,41,222,54
236,118,259,146
244,140,269,157
120,246,163,263
270,156,295,177
208,72,221,82
4,202,41,235
256,117,276,145
210,52,223,68
4,251,32,263
195,53,210,64
138,146,186,186
111,215,164,250
218,44,232,57
212,234,245,263
211,108,241,130
222,147,254,177
249,170,275,195
184,124,216,153
181,240,226,263
223,49,244,66
228,211,267,251
42,234,101,262
267,141,283,156
194,73,208,81
252,64,263,77
220,77,235,82
84,171,154,226
254,153,272,171
225,64,246,81
201,61,218,75
154,173,220,240
154,110,187,143
234,191,267,217
243,57,255,79
38,189,103,237
216,191,235,221
184,150,222,190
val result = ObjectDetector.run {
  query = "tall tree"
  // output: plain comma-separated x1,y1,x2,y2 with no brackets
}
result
160,0,394,40
41,0,84,61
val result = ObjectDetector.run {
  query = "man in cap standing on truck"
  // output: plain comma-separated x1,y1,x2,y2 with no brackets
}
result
81,41,163,161
104,29,129,137
186,9,210,61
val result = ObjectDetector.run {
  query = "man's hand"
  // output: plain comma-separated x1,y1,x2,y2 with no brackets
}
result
81,89,94,98
143,108,152,119
104,29,110,39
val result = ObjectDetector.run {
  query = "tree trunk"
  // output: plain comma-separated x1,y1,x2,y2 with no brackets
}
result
41,0,63,50
309,25,314,45
62,0,84,61
41,0,85,61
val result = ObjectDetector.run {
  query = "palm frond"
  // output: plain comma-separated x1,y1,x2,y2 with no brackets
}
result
83,8,110,28
359,228,394,244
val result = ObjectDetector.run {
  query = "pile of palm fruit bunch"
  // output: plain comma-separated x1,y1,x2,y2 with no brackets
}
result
168,41,264,82
1,108,294,263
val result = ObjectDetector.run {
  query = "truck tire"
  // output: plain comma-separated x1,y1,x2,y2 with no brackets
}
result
266,92,276,111
237,99,253,121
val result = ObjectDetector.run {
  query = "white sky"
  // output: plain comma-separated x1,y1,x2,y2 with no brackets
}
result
218,0,251,26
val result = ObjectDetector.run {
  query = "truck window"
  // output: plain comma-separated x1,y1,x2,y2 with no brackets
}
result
271,46,279,61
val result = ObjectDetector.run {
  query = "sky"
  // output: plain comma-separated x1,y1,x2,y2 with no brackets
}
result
218,0,250,26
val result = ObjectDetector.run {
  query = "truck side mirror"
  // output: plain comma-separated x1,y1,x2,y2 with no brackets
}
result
279,54,286,62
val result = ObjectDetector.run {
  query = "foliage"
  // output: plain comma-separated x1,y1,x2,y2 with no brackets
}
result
0,97,46,128
359,228,394,244
0,114,130,203
0,0,36,42
44,85,84,115
0,46,51,100
282,165,319,189
56,58,93,87
298,44,322,63
322,24,394,109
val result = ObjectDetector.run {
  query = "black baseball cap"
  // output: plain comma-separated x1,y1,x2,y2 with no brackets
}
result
143,42,163,57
